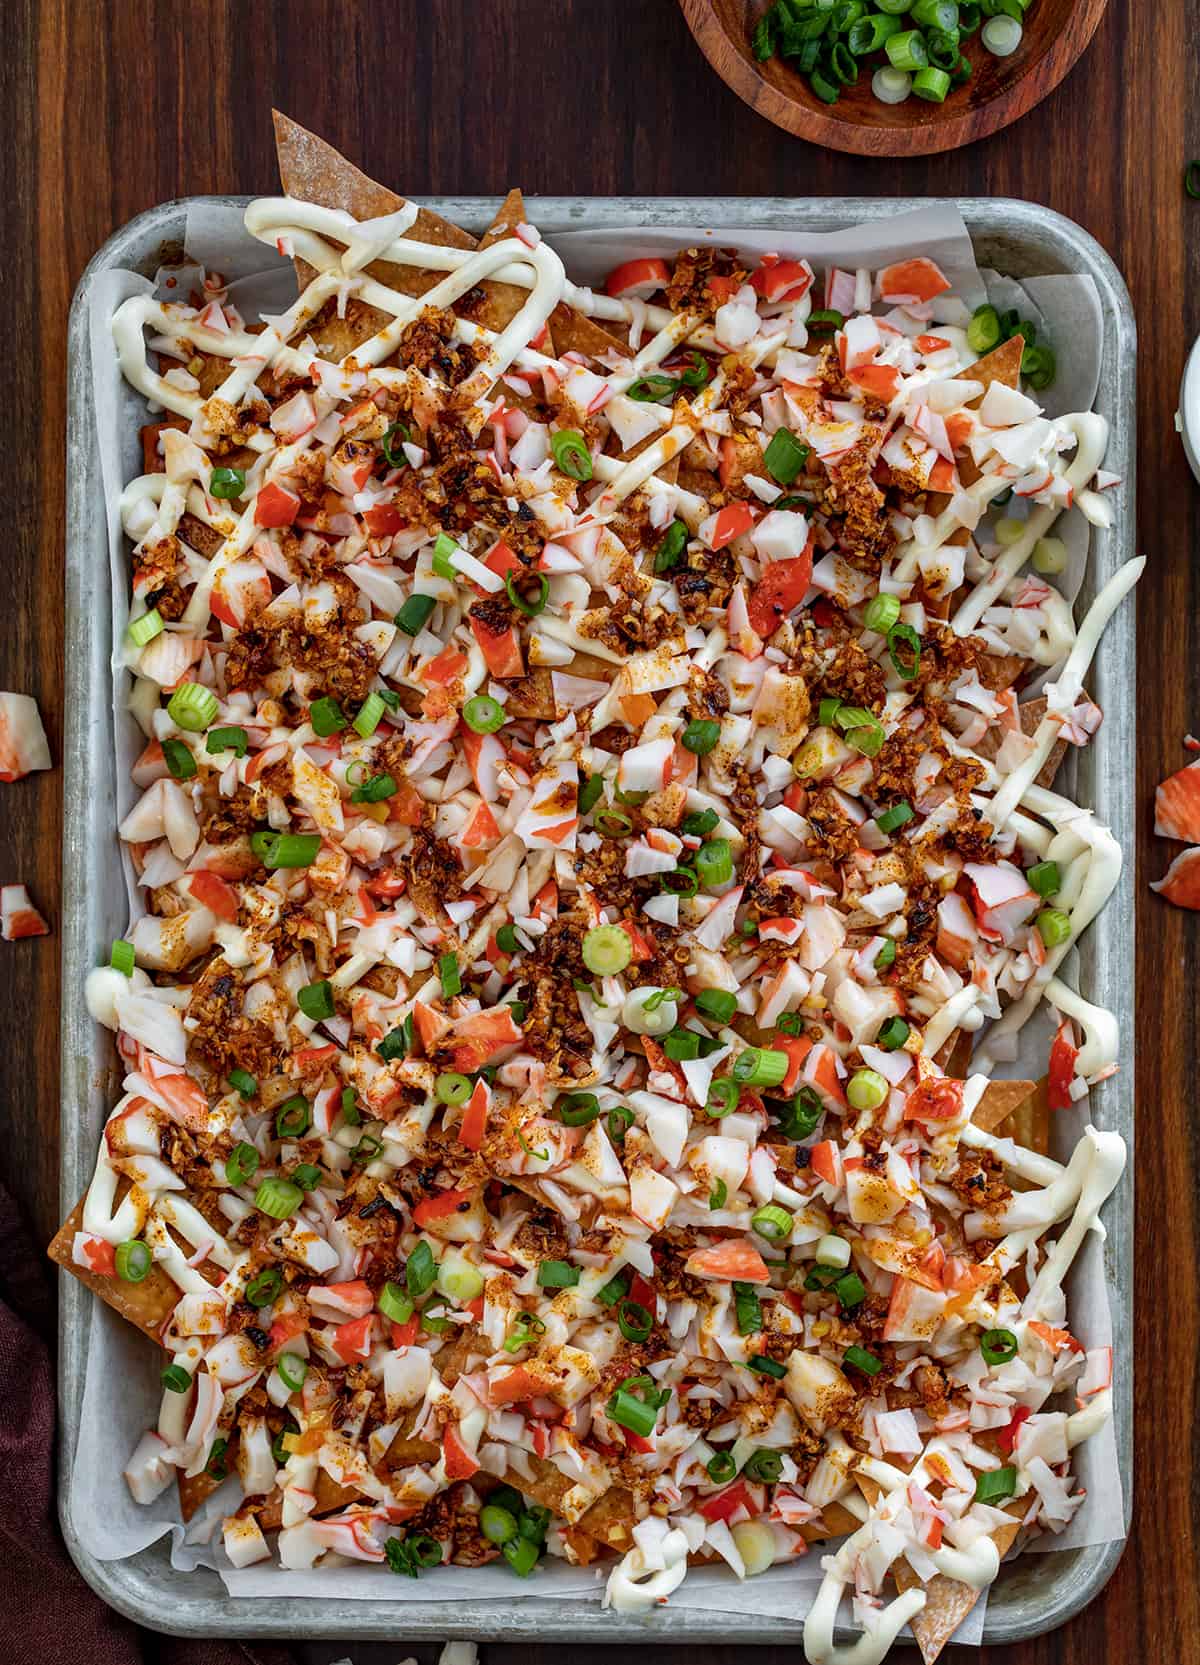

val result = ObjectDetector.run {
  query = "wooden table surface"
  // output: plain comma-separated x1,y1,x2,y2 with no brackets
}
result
5,1,1194,1660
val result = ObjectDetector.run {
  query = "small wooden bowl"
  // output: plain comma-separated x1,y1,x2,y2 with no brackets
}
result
678,0,1107,156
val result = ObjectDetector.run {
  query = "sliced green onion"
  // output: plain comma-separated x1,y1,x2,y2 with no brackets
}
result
379,1282,415,1324
505,569,549,617
980,11,1021,54
763,428,809,486
828,40,858,82
597,1271,630,1308
875,800,913,834
776,1087,824,1140
167,682,219,732
967,304,1002,355
550,429,593,481
160,738,197,780
847,1068,889,1110
228,1068,257,1100
340,1085,360,1124
681,808,719,837
810,67,840,103
254,1177,303,1220
974,1465,1017,1503
654,518,689,573
435,1071,472,1106
695,838,734,887
1036,908,1071,948
206,726,248,758
627,373,678,403
850,13,904,53
127,608,165,647
661,865,699,898
887,622,922,681
607,1105,635,1141
351,772,397,805
980,1327,1019,1366
297,980,334,1021
354,692,386,739
309,696,348,736
912,65,951,100
682,718,721,756
925,27,961,70
751,1204,794,1242
1028,860,1061,898
504,1311,546,1351
875,937,897,971
110,939,135,976
663,1028,701,1062
872,64,912,100
951,51,973,82
835,1271,867,1309
406,1241,437,1296
578,776,606,818
245,1267,283,1308
225,1141,260,1187
696,988,737,1024
503,1535,540,1576
876,1016,910,1051
707,1078,741,1118
275,1095,312,1138
582,924,633,976
276,1352,308,1392
843,1344,883,1376
495,924,520,955
420,1300,453,1335
617,1298,654,1343
261,832,321,869
481,1503,518,1545
607,1387,658,1439
381,421,412,468
1032,536,1067,575
210,466,246,500
707,1449,737,1483
463,694,506,734
885,28,928,69
395,593,437,636
431,531,461,581
161,1363,191,1393
805,1262,844,1292
1022,345,1057,392
734,1280,763,1334
292,1162,323,1192
437,1255,485,1305
776,1012,804,1035
377,1017,413,1061
743,1448,784,1483
351,1132,382,1165
556,1091,602,1127
709,1179,728,1210
747,1355,786,1379
733,1047,789,1088
115,1240,151,1282
806,309,845,333
440,953,462,999
205,1437,230,1480
678,351,712,390
864,593,901,635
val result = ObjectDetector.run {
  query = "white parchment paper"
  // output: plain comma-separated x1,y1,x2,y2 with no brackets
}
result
70,201,1122,1646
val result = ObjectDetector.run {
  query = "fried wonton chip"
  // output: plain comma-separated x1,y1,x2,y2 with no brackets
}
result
855,1470,1020,1663
48,1198,180,1338
972,1077,1040,1134
973,693,1070,790
934,1027,974,1078
974,1075,1050,1155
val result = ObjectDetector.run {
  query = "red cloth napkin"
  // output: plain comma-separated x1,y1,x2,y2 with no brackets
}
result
0,1180,295,1665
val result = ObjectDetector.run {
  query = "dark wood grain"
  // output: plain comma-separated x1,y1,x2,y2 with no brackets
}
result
679,0,1109,157
3,1,1195,1661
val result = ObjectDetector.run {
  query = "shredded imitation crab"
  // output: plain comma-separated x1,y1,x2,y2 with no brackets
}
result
1150,748,1200,909
62,167,1138,1665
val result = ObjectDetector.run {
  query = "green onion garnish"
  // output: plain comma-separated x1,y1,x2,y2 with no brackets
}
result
847,1068,889,1111
707,1449,737,1483
379,1281,415,1325
351,772,397,804
381,421,412,468
734,1281,763,1335
167,682,219,732
733,1047,789,1088
115,1240,151,1282
836,1272,866,1309
617,1297,654,1342
550,429,593,481
505,569,550,616
578,774,605,815
751,1203,794,1241
537,1259,580,1289
275,1095,312,1138
435,1071,472,1106
875,937,897,972
276,1352,308,1392
463,694,506,734
682,718,721,756
980,1327,1019,1366
742,1448,784,1483
245,1266,283,1308
395,593,437,636
228,1068,257,1100
1028,860,1060,898
354,692,386,738
297,980,334,1021
746,1355,786,1379
695,988,737,1024
205,1437,230,1479
681,807,719,837
709,1179,728,1210
439,953,462,999
406,1240,437,1296
206,726,248,757
292,1163,323,1192
110,939,135,976
225,1141,260,1187
127,608,165,647
763,428,809,486
161,1363,191,1393
875,801,913,834
974,1466,1017,1504
161,738,197,780
863,593,901,635
596,1271,630,1308
582,923,633,977
654,518,689,573
876,1016,910,1051
481,1503,519,1545
627,373,678,404
707,1078,740,1118
309,696,348,736
695,838,734,887
1036,908,1071,948
776,1087,824,1140
261,833,321,869
210,467,246,500
377,1016,413,1061
843,1344,883,1376
556,1091,602,1127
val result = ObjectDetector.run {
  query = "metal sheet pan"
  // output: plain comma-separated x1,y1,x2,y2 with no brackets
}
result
60,195,1136,1643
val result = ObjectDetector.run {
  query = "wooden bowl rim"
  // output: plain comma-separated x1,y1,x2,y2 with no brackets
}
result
678,0,1109,157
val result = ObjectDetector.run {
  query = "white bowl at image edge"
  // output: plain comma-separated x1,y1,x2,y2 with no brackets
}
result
1176,334,1200,483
